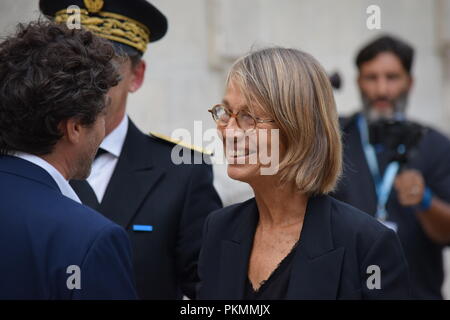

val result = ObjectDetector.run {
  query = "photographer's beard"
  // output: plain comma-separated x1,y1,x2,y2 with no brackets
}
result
361,91,409,123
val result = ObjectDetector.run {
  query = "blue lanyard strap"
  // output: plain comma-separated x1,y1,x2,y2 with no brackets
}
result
357,115,400,221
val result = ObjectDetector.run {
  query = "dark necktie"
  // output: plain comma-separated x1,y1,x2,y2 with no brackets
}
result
69,148,108,209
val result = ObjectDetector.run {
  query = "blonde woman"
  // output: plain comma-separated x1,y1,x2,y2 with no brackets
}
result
197,47,410,299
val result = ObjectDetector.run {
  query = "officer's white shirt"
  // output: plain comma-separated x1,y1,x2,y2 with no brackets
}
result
87,114,128,203
14,152,81,204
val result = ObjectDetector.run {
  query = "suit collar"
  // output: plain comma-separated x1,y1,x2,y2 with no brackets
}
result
14,152,81,203
300,194,334,258
113,119,156,171
0,155,60,193
230,199,259,244
98,120,165,227
219,195,344,299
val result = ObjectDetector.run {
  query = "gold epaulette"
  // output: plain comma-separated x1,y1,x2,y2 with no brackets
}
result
149,132,213,156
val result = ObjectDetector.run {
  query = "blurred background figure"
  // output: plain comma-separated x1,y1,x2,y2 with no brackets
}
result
333,35,450,299
1,0,449,298
39,0,222,299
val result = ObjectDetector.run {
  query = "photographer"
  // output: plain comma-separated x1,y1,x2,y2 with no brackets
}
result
334,35,450,299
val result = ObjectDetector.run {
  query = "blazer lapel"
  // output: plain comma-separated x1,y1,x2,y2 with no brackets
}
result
218,200,259,299
216,196,345,299
287,195,345,299
287,247,345,299
99,121,165,228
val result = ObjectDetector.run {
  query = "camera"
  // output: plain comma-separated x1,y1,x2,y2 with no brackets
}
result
368,119,427,165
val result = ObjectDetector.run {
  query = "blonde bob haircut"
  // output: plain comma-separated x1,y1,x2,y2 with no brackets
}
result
226,47,342,195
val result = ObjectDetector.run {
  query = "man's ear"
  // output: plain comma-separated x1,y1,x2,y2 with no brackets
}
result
129,60,146,93
61,118,83,144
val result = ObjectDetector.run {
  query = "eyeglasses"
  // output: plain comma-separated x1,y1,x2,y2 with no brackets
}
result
208,104,275,131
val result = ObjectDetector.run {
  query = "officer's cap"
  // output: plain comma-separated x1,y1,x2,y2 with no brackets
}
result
39,0,168,55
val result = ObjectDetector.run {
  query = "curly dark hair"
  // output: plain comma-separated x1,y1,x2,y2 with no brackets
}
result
0,19,120,156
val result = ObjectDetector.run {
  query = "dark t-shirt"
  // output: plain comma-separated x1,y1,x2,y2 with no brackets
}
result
333,113,450,299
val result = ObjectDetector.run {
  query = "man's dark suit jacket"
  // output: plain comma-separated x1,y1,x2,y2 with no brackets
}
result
0,156,137,299
77,120,222,299
197,195,411,299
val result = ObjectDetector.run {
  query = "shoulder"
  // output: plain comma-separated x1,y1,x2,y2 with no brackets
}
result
204,195,390,239
0,175,123,253
0,170,110,235
148,132,213,166
327,197,410,298
149,131,213,156
15,180,123,242
60,196,118,229
412,124,450,173
327,196,393,246
126,123,213,170
329,196,387,233
44,197,130,269
420,126,450,152
38,193,123,245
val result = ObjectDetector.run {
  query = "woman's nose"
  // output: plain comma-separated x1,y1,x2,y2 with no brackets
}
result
224,118,246,138
226,116,240,130
218,117,240,137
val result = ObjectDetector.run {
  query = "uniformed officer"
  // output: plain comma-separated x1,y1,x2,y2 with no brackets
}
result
334,35,450,299
40,0,222,299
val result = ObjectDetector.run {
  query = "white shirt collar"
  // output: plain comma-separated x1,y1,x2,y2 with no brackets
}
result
13,152,81,204
100,115,129,158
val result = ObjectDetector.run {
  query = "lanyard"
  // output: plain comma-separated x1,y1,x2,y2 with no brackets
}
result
357,115,400,221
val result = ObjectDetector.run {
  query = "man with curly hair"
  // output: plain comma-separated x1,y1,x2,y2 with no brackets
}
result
0,20,137,299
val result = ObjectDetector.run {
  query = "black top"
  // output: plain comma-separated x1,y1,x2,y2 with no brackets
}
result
244,242,299,300
334,113,450,299
197,195,411,300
